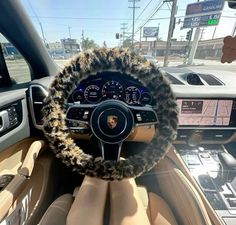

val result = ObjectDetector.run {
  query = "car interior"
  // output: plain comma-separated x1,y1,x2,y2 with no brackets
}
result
1,1,236,225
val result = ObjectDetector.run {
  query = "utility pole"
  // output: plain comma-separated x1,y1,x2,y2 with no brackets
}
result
164,0,177,67
68,26,72,39
81,30,85,51
212,26,217,39
120,23,128,46
39,22,47,46
139,27,142,53
187,0,201,65
200,28,205,41
27,0,47,47
231,21,236,36
128,0,140,51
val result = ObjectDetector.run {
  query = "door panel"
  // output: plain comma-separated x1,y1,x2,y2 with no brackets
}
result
0,138,37,176
0,89,30,152
0,151,56,225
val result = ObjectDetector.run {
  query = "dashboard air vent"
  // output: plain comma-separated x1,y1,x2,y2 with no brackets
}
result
29,85,48,128
198,74,224,86
165,73,184,85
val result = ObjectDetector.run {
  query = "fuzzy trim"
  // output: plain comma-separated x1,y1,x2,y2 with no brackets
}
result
42,48,178,180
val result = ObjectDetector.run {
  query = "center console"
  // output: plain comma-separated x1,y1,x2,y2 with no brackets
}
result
177,145,236,225
175,98,236,225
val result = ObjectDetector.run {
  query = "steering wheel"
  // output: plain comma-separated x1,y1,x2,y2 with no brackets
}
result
42,48,178,180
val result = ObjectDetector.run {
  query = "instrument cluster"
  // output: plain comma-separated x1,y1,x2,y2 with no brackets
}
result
67,72,153,106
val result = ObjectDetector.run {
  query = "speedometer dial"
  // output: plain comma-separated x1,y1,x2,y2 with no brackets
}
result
84,85,101,103
125,86,141,104
102,81,123,100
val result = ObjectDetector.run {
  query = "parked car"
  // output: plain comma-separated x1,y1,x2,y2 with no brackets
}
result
141,54,159,66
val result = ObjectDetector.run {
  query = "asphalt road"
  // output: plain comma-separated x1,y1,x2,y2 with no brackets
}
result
4,58,236,84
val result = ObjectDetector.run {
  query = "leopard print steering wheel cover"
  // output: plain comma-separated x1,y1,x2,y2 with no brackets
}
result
42,48,178,180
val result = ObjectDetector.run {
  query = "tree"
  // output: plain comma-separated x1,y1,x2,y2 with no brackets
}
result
81,38,99,50
122,39,132,49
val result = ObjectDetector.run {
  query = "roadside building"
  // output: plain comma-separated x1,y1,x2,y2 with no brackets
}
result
134,38,224,60
61,38,80,54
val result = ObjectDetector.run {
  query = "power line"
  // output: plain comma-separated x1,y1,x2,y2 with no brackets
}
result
27,0,47,45
127,0,154,32
135,0,154,23
120,23,128,45
134,1,164,36
30,16,141,21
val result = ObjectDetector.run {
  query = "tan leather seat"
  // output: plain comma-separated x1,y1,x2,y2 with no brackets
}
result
39,186,178,225
155,157,212,225
39,194,74,225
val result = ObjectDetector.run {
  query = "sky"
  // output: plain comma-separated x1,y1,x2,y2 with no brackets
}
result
17,0,236,47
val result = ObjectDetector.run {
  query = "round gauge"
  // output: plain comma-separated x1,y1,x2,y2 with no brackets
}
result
84,85,102,103
125,86,141,104
72,90,85,103
102,81,123,100
140,92,152,105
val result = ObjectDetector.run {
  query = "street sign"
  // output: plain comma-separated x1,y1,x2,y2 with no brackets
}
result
183,13,221,29
185,0,224,16
143,27,159,37
183,0,224,29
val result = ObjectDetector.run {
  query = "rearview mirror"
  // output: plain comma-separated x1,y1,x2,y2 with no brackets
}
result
228,0,236,8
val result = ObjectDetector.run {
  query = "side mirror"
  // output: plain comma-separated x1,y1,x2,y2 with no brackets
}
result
228,0,236,9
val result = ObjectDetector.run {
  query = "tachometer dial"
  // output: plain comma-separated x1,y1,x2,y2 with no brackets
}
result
125,86,141,104
102,81,123,100
84,85,102,103
72,90,85,103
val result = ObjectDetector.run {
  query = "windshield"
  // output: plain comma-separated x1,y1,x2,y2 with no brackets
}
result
19,0,236,70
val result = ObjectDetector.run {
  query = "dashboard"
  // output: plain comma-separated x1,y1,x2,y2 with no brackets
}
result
28,68,236,144
67,71,153,106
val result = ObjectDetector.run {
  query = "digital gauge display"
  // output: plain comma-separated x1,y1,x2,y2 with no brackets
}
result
102,81,123,100
72,90,84,103
125,86,141,104
84,85,101,103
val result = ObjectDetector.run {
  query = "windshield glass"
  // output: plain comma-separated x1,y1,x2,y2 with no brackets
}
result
19,0,236,70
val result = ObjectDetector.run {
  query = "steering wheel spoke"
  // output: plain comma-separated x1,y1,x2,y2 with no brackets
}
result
99,141,123,161
129,106,158,126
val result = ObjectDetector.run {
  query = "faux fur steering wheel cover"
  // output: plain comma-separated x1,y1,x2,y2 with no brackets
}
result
42,48,178,180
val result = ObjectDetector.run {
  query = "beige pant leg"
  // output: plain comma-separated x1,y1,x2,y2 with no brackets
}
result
109,179,151,225
66,176,108,225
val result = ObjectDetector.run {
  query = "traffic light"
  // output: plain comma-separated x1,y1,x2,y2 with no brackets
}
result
186,30,192,41
115,33,120,39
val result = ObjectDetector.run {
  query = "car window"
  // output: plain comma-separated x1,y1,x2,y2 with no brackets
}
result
0,33,31,84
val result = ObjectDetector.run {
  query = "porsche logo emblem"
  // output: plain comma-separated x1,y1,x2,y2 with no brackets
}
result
107,115,118,129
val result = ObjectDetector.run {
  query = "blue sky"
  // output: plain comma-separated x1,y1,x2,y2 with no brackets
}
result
19,0,236,47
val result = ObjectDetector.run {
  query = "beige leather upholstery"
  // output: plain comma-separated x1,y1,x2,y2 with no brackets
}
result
156,158,212,225
39,186,178,225
147,192,178,225
39,194,73,225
